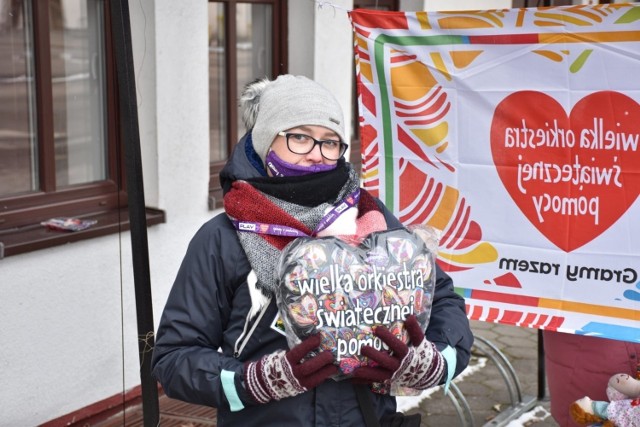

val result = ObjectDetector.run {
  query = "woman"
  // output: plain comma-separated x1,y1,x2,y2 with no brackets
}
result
151,75,474,426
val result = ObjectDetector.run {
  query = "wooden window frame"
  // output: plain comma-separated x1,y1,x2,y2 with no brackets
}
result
207,0,288,210
0,0,164,259
353,0,399,10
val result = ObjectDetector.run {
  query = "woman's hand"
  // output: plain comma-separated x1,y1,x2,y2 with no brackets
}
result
351,315,445,390
243,334,338,403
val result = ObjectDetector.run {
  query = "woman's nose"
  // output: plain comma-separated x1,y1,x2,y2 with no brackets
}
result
306,143,324,162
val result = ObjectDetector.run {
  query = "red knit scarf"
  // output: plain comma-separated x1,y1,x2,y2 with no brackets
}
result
224,180,386,250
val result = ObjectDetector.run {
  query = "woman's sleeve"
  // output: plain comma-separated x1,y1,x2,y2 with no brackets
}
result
375,197,473,378
151,217,246,409
426,265,474,379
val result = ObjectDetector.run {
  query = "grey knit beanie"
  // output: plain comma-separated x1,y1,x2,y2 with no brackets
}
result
240,75,347,163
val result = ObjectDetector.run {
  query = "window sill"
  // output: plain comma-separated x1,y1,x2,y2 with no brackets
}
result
0,207,165,258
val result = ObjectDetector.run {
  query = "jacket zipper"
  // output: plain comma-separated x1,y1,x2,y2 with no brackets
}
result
233,296,272,358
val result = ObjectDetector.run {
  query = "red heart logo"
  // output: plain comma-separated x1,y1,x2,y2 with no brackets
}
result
491,91,640,252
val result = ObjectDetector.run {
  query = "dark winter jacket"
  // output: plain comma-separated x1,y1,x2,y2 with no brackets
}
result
151,134,474,426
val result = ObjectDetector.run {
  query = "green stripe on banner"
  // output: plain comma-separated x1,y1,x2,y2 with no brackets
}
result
374,35,395,212
373,33,467,211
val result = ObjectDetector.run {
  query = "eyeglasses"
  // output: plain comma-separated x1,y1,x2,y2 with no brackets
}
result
277,132,348,161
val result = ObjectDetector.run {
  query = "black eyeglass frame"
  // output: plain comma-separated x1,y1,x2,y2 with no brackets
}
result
277,131,348,161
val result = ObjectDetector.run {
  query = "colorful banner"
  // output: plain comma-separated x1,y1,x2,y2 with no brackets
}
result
349,4,640,342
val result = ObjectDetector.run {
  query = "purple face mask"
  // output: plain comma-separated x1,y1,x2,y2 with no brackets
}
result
265,150,337,177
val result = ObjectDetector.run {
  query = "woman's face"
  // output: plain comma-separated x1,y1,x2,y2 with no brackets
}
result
269,125,341,167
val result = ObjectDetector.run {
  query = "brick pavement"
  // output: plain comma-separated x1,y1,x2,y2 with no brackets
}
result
400,320,559,426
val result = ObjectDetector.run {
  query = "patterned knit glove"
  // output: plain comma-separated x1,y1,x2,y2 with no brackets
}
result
243,334,338,404
351,315,445,390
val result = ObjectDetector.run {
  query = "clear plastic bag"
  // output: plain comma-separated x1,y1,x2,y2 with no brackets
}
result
275,225,439,391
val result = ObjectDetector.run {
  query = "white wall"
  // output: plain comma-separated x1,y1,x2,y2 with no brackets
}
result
288,0,315,77
1,236,133,426
288,0,355,151
132,0,159,208
313,0,355,145
153,1,210,216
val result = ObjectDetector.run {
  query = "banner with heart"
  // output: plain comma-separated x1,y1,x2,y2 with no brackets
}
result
491,90,640,252
351,5,640,342
275,226,437,377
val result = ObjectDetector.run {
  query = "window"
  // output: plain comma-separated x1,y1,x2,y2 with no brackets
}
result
512,0,574,6
0,0,163,258
208,0,287,209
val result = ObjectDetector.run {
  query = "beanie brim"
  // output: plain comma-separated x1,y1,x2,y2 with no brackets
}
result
248,75,347,163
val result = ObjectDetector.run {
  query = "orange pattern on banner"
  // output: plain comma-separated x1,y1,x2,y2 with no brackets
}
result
416,11,430,29
534,5,613,25
355,33,368,49
437,11,506,29
430,52,451,81
428,186,457,231
516,9,526,27
412,122,448,149
358,62,373,83
450,50,483,69
539,31,640,43
533,50,564,61
438,16,496,29
535,11,601,26
539,299,640,321
390,61,436,101
393,164,497,271
438,242,499,266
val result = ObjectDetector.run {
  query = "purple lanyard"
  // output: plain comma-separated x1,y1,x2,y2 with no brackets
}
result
233,189,360,237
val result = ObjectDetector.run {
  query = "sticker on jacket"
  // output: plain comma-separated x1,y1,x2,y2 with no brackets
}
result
270,314,287,337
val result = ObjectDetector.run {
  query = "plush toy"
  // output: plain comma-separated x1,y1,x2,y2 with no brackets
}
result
569,373,640,427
